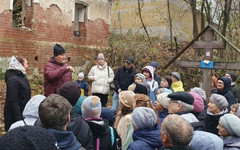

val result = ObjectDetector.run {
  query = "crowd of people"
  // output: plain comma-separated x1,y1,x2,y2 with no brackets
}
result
1,43,240,150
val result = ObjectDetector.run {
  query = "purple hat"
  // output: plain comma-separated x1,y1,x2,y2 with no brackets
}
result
189,92,204,113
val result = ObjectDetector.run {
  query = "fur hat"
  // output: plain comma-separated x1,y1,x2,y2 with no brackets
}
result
78,72,84,79
134,83,148,95
54,43,65,57
125,57,134,64
190,87,206,101
190,131,223,150
132,107,157,129
119,91,135,108
58,81,81,106
150,61,158,69
157,93,170,109
227,73,237,82
81,96,102,119
170,72,181,80
189,92,204,113
97,53,105,60
0,126,58,150
209,94,228,111
219,114,240,137
168,91,194,105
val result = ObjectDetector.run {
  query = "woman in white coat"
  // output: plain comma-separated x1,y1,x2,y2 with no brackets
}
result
88,53,114,107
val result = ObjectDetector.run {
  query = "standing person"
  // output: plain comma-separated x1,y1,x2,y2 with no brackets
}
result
111,57,137,113
76,72,89,96
88,53,114,107
4,56,31,131
225,72,240,102
170,72,184,92
150,61,161,87
44,43,74,97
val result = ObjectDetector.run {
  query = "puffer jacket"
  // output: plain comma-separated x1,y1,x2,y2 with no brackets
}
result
172,81,184,92
44,57,72,97
88,62,114,94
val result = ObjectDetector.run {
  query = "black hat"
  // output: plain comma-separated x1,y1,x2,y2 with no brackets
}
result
168,91,194,105
125,57,134,64
227,73,237,82
134,83,148,95
58,81,81,106
54,43,65,57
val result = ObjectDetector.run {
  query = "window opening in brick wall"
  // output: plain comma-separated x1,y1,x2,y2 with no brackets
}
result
13,0,24,27
74,1,88,37
68,57,71,62
34,56,38,62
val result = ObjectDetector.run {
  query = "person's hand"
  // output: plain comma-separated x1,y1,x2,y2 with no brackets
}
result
118,89,121,93
67,66,74,72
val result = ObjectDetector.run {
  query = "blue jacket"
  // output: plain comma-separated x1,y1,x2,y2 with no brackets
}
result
223,136,240,150
128,125,163,150
76,79,88,96
48,129,82,150
158,109,168,123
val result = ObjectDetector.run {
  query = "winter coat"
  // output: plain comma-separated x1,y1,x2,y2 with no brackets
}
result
117,114,132,145
4,69,31,131
48,129,83,150
158,109,168,123
9,95,45,130
85,118,119,150
230,83,240,103
127,125,163,150
171,81,184,92
76,79,88,96
73,96,85,115
223,136,240,150
113,66,137,92
88,62,114,94
44,57,72,97
155,74,161,87
163,146,194,150
123,123,134,150
142,66,158,91
213,77,237,110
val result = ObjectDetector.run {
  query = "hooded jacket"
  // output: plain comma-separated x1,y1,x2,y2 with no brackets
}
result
76,79,88,96
44,57,72,97
9,95,46,130
127,125,163,150
88,62,114,94
142,66,158,91
213,77,236,110
48,129,82,150
223,136,240,150
4,69,31,131
171,81,184,92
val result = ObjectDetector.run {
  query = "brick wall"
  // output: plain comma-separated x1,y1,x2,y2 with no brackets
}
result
0,3,110,74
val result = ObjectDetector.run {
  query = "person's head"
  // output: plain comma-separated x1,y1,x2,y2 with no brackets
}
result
170,72,181,82
78,72,84,81
208,94,228,114
230,103,240,118
97,53,105,66
161,114,193,147
156,93,170,111
119,91,135,116
225,72,237,83
150,61,158,73
160,76,172,88
218,114,240,137
53,43,66,63
142,66,154,80
134,94,154,109
132,107,157,130
134,73,146,83
58,81,81,106
133,83,148,95
16,56,28,70
124,57,134,69
81,96,102,119
189,92,204,113
0,126,58,150
190,87,206,102
9,56,28,74
167,92,194,114
39,94,72,130
216,77,231,92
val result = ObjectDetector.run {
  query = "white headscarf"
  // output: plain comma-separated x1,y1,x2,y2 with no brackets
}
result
9,56,26,74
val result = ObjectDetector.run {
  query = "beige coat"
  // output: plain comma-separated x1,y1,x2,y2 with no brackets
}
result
116,114,132,146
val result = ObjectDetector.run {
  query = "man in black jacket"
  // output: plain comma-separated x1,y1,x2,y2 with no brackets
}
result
111,57,137,113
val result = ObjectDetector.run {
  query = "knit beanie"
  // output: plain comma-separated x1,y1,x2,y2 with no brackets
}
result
190,131,224,150
97,53,105,60
227,72,237,82
54,43,65,57
100,107,115,126
190,87,206,101
150,61,158,69
189,92,204,113
219,114,240,137
157,93,170,109
170,72,181,80
132,107,157,129
81,96,102,119
58,81,81,106
209,94,228,111
168,91,194,105
119,91,135,108
135,73,146,83
134,83,148,95
0,126,58,150
78,72,84,79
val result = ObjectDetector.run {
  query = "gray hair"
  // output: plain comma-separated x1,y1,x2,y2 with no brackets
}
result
161,114,193,146
177,100,194,112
